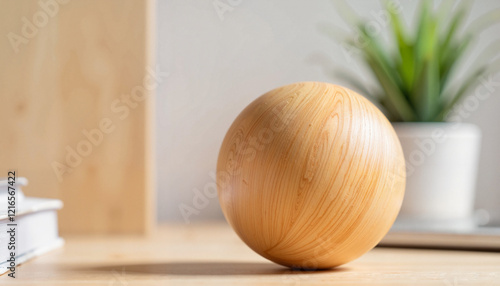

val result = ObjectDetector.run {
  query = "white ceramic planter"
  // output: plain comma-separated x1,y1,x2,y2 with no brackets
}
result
392,123,482,229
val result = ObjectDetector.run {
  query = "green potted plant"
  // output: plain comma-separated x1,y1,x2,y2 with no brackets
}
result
326,0,500,228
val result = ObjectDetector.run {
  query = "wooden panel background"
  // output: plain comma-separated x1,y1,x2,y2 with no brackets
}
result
0,0,155,234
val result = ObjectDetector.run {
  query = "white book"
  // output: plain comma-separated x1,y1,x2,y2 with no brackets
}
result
0,178,63,276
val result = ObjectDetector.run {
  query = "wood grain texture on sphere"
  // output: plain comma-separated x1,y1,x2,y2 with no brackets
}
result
217,82,406,269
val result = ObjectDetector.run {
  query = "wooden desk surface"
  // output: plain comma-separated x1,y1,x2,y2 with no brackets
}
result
3,223,500,285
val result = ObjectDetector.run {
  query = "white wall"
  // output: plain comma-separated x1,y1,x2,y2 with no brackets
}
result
156,0,500,223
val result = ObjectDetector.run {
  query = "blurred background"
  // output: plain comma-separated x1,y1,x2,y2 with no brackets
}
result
158,0,500,224
1,0,499,234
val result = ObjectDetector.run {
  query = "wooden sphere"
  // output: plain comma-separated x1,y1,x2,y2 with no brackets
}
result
217,82,405,269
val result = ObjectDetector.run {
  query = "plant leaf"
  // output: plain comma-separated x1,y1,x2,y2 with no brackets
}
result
386,0,415,94
437,67,488,120
325,0,500,122
436,0,456,20
411,1,440,119
438,0,473,59
440,34,473,91
363,53,417,121
414,0,433,64
380,95,404,122
412,54,441,121
355,24,418,121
